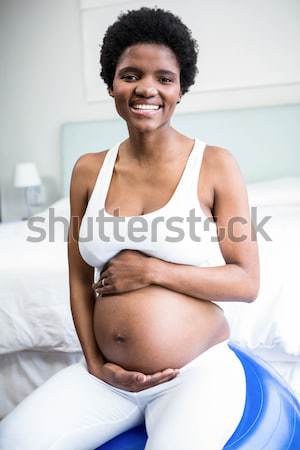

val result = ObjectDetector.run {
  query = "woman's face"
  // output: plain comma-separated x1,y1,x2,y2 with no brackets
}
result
109,43,182,132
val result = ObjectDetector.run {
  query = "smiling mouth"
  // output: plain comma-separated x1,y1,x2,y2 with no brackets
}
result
129,105,163,116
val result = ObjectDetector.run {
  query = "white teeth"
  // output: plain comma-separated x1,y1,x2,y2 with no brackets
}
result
132,104,160,110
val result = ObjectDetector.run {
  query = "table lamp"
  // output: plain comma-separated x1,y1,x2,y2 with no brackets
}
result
14,162,41,219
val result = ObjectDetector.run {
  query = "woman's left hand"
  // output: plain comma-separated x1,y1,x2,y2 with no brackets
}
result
92,250,153,297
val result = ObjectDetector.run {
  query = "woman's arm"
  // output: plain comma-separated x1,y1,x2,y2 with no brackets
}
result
68,154,105,370
147,147,260,303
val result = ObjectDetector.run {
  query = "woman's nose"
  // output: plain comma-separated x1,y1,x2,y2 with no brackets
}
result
134,85,158,97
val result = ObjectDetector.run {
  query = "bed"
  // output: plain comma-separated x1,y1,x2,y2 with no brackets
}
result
1,106,300,419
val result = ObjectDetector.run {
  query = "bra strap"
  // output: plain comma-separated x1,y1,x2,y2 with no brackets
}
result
87,141,121,211
176,138,207,203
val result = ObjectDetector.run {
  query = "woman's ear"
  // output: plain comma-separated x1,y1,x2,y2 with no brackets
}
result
108,87,114,98
177,90,183,103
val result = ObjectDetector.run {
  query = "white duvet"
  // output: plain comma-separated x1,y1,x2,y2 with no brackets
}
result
0,178,300,357
0,207,80,354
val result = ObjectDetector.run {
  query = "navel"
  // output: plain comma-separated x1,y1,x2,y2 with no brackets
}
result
114,333,126,343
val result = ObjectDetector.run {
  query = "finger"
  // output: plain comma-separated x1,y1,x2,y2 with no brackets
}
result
100,269,109,277
162,368,180,376
136,374,148,383
152,368,175,379
148,369,180,384
146,371,170,384
120,368,179,388
94,290,102,299
156,371,180,384
127,371,153,385
137,369,177,386
95,285,115,297
95,283,112,292
121,372,178,392
92,273,109,289
94,279,113,292
115,369,142,385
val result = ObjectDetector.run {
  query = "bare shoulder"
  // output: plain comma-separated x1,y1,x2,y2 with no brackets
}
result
69,149,109,214
204,145,245,190
204,145,240,173
72,150,109,180
70,150,109,195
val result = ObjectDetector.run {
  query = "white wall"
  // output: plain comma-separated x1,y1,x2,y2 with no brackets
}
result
80,0,300,109
1,0,300,221
0,0,114,221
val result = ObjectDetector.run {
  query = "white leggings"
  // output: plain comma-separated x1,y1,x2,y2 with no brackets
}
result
0,339,246,450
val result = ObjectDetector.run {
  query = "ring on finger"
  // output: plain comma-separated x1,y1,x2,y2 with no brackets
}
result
95,288,102,298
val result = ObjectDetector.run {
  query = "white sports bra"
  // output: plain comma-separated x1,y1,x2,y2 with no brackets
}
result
79,138,236,318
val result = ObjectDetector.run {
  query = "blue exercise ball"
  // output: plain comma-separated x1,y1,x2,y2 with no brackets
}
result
96,342,300,450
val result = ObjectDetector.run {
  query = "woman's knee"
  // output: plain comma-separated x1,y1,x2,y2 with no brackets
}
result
0,363,88,450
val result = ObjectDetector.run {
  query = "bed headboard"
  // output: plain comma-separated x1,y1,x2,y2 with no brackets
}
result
60,103,300,197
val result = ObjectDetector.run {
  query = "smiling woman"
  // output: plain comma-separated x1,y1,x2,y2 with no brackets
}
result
0,6,259,450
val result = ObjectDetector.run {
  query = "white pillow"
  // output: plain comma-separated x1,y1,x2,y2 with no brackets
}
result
246,177,300,206
229,204,300,356
37,197,70,219
28,198,70,243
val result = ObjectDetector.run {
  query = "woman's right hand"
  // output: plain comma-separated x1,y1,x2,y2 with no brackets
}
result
89,361,180,392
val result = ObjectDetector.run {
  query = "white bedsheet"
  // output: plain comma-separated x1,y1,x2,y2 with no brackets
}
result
0,218,80,354
0,183,300,358
0,351,83,418
228,204,300,356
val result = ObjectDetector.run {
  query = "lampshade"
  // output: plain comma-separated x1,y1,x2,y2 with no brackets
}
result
14,162,41,188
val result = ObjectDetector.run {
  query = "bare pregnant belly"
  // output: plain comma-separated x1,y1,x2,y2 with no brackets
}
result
93,285,230,374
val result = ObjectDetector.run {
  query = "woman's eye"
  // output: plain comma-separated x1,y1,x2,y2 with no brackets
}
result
122,75,172,83
122,75,138,81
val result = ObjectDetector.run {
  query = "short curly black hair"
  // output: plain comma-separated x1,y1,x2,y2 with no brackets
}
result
100,6,199,96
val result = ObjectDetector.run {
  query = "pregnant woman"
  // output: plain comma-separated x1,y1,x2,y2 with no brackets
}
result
0,7,259,450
